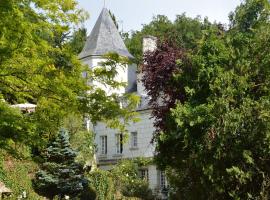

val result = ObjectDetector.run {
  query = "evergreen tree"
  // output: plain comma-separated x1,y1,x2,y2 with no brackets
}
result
34,129,85,199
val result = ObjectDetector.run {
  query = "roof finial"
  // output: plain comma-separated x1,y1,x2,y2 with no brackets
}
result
103,0,106,8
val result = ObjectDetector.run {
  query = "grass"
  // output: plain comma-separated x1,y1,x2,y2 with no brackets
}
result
0,149,43,200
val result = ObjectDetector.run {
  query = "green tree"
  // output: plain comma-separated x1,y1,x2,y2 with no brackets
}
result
63,113,95,167
0,101,35,150
0,0,88,150
68,28,87,54
34,129,86,199
0,0,139,155
124,14,212,64
142,0,270,199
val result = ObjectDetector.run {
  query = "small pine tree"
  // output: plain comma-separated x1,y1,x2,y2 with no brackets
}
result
34,129,85,198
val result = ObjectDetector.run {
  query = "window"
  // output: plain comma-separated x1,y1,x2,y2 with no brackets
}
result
160,171,167,189
97,61,103,66
139,169,149,182
100,136,107,155
116,134,123,154
131,132,138,148
82,71,88,78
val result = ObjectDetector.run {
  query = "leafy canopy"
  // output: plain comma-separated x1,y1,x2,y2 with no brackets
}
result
0,0,139,153
142,0,270,199
124,14,213,64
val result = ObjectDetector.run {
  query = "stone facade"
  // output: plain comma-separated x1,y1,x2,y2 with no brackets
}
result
80,56,129,95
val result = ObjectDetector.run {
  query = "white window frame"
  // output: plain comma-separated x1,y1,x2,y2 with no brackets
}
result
160,171,167,189
139,168,149,182
115,134,123,154
100,135,107,155
130,131,138,148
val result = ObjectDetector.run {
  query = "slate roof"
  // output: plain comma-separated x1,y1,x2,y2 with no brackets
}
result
79,8,133,59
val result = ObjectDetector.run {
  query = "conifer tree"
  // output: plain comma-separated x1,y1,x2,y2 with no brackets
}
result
34,129,85,198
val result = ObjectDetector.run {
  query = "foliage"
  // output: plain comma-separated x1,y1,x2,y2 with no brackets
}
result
0,0,139,158
63,113,95,167
0,150,43,200
124,14,213,64
82,53,140,134
86,159,154,200
68,28,88,54
142,0,270,199
88,169,115,200
34,129,86,198
0,0,89,155
0,101,36,152
142,41,190,134
111,159,154,200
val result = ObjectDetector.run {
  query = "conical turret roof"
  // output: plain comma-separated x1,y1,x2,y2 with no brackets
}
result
79,8,133,59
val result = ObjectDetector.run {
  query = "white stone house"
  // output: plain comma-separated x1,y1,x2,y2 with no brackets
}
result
79,8,168,196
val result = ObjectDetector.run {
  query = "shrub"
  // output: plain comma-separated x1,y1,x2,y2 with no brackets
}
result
111,159,154,200
87,169,115,200
87,159,154,200
0,150,43,199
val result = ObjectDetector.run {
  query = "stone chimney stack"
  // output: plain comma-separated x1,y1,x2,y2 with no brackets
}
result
137,36,157,96
143,35,157,54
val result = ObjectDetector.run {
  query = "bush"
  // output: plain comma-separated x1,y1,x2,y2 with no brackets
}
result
87,159,154,200
122,179,154,200
87,169,115,200
0,150,43,199
111,159,154,200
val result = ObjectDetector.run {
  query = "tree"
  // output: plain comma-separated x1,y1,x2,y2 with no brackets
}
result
0,0,88,150
34,129,86,199
68,28,88,55
0,0,138,155
124,14,212,64
0,101,36,156
0,0,88,103
63,113,95,167
142,0,270,199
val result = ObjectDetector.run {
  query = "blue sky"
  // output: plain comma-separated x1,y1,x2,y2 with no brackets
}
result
77,0,242,34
